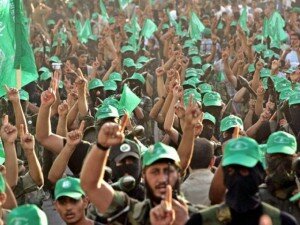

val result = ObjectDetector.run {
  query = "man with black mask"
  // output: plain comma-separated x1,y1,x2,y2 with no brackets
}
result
199,112,216,141
88,78,105,116
260,131,300,221
186,137,298,225
287,91,300,151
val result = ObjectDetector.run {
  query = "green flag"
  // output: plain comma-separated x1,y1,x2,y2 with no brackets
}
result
262,17,269,38
0,0,38,97
119,84,141,113
79,19,92,43
141,19,157,38
188,12,205,40
99,0,109,21
238,7,249,36
118,0,132,10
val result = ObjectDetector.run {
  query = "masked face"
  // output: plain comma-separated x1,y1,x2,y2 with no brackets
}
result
203,106,222,120
200,121,215,140
223,164,265,213
289,104,300,135
266,154,295,195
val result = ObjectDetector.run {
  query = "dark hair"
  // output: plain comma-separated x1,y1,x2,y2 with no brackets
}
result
67,56,79,69
190,138,214,169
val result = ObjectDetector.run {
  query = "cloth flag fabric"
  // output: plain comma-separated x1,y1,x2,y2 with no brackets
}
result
141,19,157,39
0,0,38,97
99,0,109,21
238,7,249,36
188,12,205,40
119,84,141,114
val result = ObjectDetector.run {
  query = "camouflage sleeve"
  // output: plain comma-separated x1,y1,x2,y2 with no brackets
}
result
13,172,39,199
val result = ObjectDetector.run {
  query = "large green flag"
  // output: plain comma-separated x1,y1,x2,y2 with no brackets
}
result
141,19,157,39
99,0,109,21
188,12,205,40
118,0,132,10
0,0,38,97
238,7,249,36
119,84,141,114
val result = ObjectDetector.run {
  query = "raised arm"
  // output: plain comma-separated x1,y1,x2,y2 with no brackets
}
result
81,122,125,213
56,101,69,136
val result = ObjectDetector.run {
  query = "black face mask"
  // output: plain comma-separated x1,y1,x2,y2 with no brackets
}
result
289,105,300,135
203,106,222,121
200,126,214,140
224,164,265,213
110,160,141,185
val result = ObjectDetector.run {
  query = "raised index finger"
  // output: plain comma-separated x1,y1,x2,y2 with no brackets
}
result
165,185,172,211
19,124,25,138
78,120,85,133
232,126,240,139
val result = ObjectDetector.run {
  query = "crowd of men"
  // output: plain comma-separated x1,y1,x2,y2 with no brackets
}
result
1,0,300,224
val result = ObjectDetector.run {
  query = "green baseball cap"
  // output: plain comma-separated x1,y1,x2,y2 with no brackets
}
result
128,73,145,84
0,139,5,165
38,67,50,73
248,64,255,73
188,46,199,56
55,177,85,200
183,79,196,88
7,204,48,225
289,90,300,106
222,137,261,168
103,80,117,91
191,56,202,65
275,78,291,92
279,88,293,101
285,67,297,74
142,142,180,168
109,72,122,82
202,63,213,73
47,19,55,26
183,89,202,106
136,56,150,64
266,131,297,155
121,45,135,53
195,69,204,77
95,105,119,120
203,112,216,125
49,55,61,63
198,83,212,94
102,97,119,108
162,23,170,30
185,70,198,79
202,28,211,36
263,49,275,59
260,68,271,78
220,115,244,132
123,58,136,68
88,78,104,90
40,70,52,81
203,91,222,107
19,89,29,101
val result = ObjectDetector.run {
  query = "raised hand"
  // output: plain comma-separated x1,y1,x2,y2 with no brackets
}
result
20,124,34,152
256,85,265,97
4,86,20,103
92,57,100,69
156,67,165,77
58,100,69,117
97,122,125,149
259,109,271,122
184,95,203,129
0,115,17,144
40,88,56,107
66,120,85,147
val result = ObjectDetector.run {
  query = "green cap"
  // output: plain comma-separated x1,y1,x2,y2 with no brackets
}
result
220,115,244,132
102,97,119,108
162,23,170,30
285,67,297,74
55,177,85,200
195,69,204,77
222,137,261,168
183,40,195,48
7,204,48,225
289,90,300,106
263,49,275,59
19,89,29,101
136,56,150,64
188,46,199,56
142,142,180,168
231,20,238,26
103,80,117,91
123,58,136,68
202,63,212,72
183,79,196,88
0,139,5,165
275,78,291,92
109,72,122,82
88,78,104,90
202,28,211,36
49,55,61,63
266,131,297,155
92,12,99,20
260,68,271,78
95,105,119,120
253,43,267,52
38,67,49,73
279,88,293,101
128,73,145,84
191,56,202,65
198,83,212,94
185,70,198,79
203,112,216,124
183,89,201,106
248,64,255,73
203,91,222,107
47,19,55,26
40,70,52,81
121,45,135,53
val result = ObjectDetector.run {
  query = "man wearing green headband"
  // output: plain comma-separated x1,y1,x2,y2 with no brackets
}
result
186,137,297,224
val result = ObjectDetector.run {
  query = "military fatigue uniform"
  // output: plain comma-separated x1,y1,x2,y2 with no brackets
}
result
88,191,204,225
